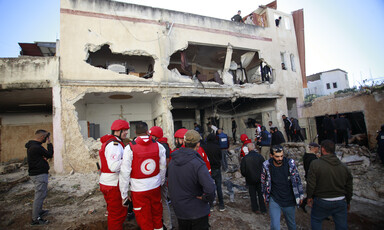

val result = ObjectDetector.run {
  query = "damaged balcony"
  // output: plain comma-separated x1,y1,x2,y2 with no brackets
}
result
168,43,274,85
86,44,155,79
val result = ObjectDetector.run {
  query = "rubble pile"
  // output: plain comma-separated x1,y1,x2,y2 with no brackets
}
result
282,142,384,204
84,138,102,159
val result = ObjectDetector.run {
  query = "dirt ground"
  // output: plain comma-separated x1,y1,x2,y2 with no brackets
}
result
1,166,384,230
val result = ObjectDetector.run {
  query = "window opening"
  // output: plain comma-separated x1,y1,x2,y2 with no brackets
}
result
86,44,155,78
333,82,338,88
290,54,296,72
326,83,331,89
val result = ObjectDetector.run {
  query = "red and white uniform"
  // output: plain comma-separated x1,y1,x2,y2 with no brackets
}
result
119,136,166,230
197,146,212,174
171,145,211,174
99,134,127,230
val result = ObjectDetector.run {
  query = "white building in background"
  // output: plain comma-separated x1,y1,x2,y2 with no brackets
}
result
305,69,349,96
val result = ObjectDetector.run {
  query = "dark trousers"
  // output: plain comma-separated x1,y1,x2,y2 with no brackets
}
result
178,215,210,230
211,169,224,206
324,130,336,142
293,129,304,142
311,198,348,230
232,128,236,143
337,129,349,146
248,183,266,212
285,129,292,142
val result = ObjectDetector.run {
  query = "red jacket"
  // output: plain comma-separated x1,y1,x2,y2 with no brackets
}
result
172,145,211,174
240,139,252,158
99,135,124,173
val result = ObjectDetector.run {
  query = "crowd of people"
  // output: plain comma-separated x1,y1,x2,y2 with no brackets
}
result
28,115,384,229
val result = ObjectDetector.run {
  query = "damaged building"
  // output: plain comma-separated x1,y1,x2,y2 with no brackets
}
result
0,0,307,173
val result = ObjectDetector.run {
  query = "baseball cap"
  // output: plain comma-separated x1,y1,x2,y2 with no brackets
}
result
309,142,320,148
184,130,201,144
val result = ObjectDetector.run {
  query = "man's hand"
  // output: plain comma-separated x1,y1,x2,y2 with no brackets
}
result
307,198,313,208
299,199,303,205
196,196,202,200
122,193,132,207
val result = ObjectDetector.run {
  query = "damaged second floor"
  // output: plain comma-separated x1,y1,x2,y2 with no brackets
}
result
60,0,305,97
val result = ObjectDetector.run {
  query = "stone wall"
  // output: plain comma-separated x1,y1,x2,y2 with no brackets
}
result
302,92,384,149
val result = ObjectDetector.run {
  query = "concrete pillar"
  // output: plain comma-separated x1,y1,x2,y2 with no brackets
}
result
53,86,64,173
223,43,233,72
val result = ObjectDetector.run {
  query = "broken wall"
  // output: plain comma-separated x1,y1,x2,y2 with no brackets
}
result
0,114,52,162
0,57,59,88
302,92,384,149
56,0,306,173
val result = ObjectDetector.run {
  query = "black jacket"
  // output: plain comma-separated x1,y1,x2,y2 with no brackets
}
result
201,135,222,170
271,131,285,146
240,150,265,185
302,153,317,179
168,147,215,220
26,140,53,176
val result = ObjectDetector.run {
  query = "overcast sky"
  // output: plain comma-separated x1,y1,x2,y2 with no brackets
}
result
1,0,383,87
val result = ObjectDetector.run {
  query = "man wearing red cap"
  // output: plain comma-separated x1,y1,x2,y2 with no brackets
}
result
120,122,166,230
149,126,174,230
99,119,130,230
240,134,252,158
173,128,211,174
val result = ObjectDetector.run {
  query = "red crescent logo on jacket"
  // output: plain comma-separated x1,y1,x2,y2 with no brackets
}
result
140,159,156,175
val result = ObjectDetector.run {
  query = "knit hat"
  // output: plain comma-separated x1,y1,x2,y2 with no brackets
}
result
184,130,201,144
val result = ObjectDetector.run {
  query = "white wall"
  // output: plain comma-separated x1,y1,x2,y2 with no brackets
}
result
81,103,153,138
305,70,349,96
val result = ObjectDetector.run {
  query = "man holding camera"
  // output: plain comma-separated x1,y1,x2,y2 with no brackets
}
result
26,129,54,225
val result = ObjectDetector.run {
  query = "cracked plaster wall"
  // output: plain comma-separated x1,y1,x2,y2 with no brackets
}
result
56,0,306,172
60,0,304,101
0,57,59,89
58,86,172,172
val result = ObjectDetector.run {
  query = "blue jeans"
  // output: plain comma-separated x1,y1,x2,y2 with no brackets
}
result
269,197,296,230
30,173,48,220
211,169,224,206
311,197,348,230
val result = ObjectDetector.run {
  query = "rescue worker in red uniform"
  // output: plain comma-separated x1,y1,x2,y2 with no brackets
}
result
99,119,129,230
172,128,211,174
119,122,167,230
149,126,174,230
240,134,252,158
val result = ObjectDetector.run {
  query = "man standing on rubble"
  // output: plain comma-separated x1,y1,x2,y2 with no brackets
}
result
261,145,304,230
241,143,266,214
307,140,353,230
99,120,129,230
119,122,166,230
26,129,53,226
282,115,292,142
168,130,216,229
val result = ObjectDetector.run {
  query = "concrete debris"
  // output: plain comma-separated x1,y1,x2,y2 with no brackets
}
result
282,143,384,204
84,138,101,159
0,163,22,174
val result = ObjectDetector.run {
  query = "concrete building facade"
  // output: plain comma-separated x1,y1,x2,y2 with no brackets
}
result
305,69,350,96
0,0,306,173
